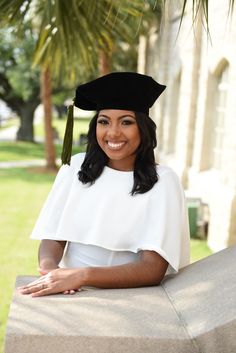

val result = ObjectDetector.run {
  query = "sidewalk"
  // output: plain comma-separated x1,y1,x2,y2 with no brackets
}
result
0,125,18,141
0,159,46,168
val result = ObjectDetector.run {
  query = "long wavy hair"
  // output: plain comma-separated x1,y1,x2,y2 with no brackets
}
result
78,111,159,195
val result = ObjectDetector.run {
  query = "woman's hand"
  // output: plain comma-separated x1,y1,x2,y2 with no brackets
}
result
18,250,168,297
17,268,84,297
38,267,77,295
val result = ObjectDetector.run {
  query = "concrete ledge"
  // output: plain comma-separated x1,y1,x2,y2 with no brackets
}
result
4,246,236,353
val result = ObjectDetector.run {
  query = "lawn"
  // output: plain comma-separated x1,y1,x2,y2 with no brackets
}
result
34,116,90,141
0,161,212,353
0,116,89,162
0,141,85,162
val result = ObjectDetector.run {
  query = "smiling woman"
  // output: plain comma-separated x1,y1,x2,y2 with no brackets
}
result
18,72,190,297
96,109,140,171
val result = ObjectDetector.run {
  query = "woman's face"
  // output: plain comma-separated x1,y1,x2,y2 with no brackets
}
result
96,109,141,171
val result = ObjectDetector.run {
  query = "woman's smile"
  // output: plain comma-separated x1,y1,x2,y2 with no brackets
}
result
106,141,126,150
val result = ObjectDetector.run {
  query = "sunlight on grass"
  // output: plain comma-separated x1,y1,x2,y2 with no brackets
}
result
0,116,89,163
190,238,212,263
34,116,90,141
0,141,85,162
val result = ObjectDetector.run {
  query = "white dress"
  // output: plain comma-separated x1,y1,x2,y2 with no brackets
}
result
31,153,190,274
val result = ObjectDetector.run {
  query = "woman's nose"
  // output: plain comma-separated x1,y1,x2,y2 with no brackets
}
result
107,124,121,138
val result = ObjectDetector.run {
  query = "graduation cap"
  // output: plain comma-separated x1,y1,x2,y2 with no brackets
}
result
61,72,166,165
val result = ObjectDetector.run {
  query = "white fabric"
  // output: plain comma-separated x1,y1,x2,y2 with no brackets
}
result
31,153,190,273
60,242,139,269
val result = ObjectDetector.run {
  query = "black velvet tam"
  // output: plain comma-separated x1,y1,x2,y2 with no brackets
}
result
75,72,166,115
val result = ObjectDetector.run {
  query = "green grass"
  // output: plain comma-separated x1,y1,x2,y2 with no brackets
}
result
0,164,213,353
0,141,85,162
190,238,212,262
34,116,90,141
0,117,89,162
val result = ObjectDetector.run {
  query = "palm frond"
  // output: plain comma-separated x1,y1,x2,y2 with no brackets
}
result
4,0,235,82
163,0,234,36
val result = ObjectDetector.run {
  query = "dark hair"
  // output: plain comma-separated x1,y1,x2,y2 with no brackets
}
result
78,112,159,195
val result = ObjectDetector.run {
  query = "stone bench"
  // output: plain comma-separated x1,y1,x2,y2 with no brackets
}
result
4,246,236,353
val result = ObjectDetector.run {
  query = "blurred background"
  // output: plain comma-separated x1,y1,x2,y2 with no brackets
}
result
1,0,236,351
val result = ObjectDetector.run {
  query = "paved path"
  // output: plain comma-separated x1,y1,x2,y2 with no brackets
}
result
0,159,46,168
0,125,18,141
0,158,62,169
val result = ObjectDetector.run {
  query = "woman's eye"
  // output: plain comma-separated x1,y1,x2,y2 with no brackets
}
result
97,119,109,125
122,120,134,125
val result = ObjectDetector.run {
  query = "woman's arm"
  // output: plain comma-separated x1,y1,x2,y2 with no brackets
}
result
38,239,67,274
84,250,168,288
18,250,168,297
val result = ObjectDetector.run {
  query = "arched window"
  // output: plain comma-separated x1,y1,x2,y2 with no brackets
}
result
210,62,229,169
168,71,181,153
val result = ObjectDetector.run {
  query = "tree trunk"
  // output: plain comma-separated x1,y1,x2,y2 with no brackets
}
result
40,67,57,170
16,102,38,142
99,50,111,75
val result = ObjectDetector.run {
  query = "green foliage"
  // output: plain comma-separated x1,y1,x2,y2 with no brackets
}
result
6,31,39,101
0,0,163,83
0,24,73,106
52,89,73,107
0,24,40,104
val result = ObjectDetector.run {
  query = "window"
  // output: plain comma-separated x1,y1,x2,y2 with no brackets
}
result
211,64,229,169
168,71,181,153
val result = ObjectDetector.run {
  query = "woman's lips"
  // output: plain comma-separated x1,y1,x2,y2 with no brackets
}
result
106,141,126,150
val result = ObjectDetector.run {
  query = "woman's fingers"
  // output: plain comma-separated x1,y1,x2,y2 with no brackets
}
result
18,282,47,295
20,286,79,297
63,289,76,295
17,268,82,297
18,276,46,291
31,287,54,297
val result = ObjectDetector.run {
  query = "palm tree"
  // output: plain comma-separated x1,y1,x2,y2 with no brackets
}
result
0,0,148,169
178,0,234,35
1,0,234,169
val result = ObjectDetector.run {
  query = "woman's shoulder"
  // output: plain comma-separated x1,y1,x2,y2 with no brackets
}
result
155,164,182,189
70,152,86,168
156,164,178,177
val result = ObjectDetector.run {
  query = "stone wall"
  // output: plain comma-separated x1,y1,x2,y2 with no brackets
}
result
4,246,236,353
146,1,236,250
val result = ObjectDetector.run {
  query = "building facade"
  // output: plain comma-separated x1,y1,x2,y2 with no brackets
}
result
140,1,236,251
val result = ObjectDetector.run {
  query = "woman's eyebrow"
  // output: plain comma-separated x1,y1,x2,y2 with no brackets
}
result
98,114,136,119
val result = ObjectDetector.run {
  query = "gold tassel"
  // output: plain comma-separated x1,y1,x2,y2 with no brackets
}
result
61,103,74,165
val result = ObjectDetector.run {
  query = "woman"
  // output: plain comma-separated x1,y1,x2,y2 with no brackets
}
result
18,72,190,297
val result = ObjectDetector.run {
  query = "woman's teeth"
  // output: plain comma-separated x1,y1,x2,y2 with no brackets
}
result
107,142,125,149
